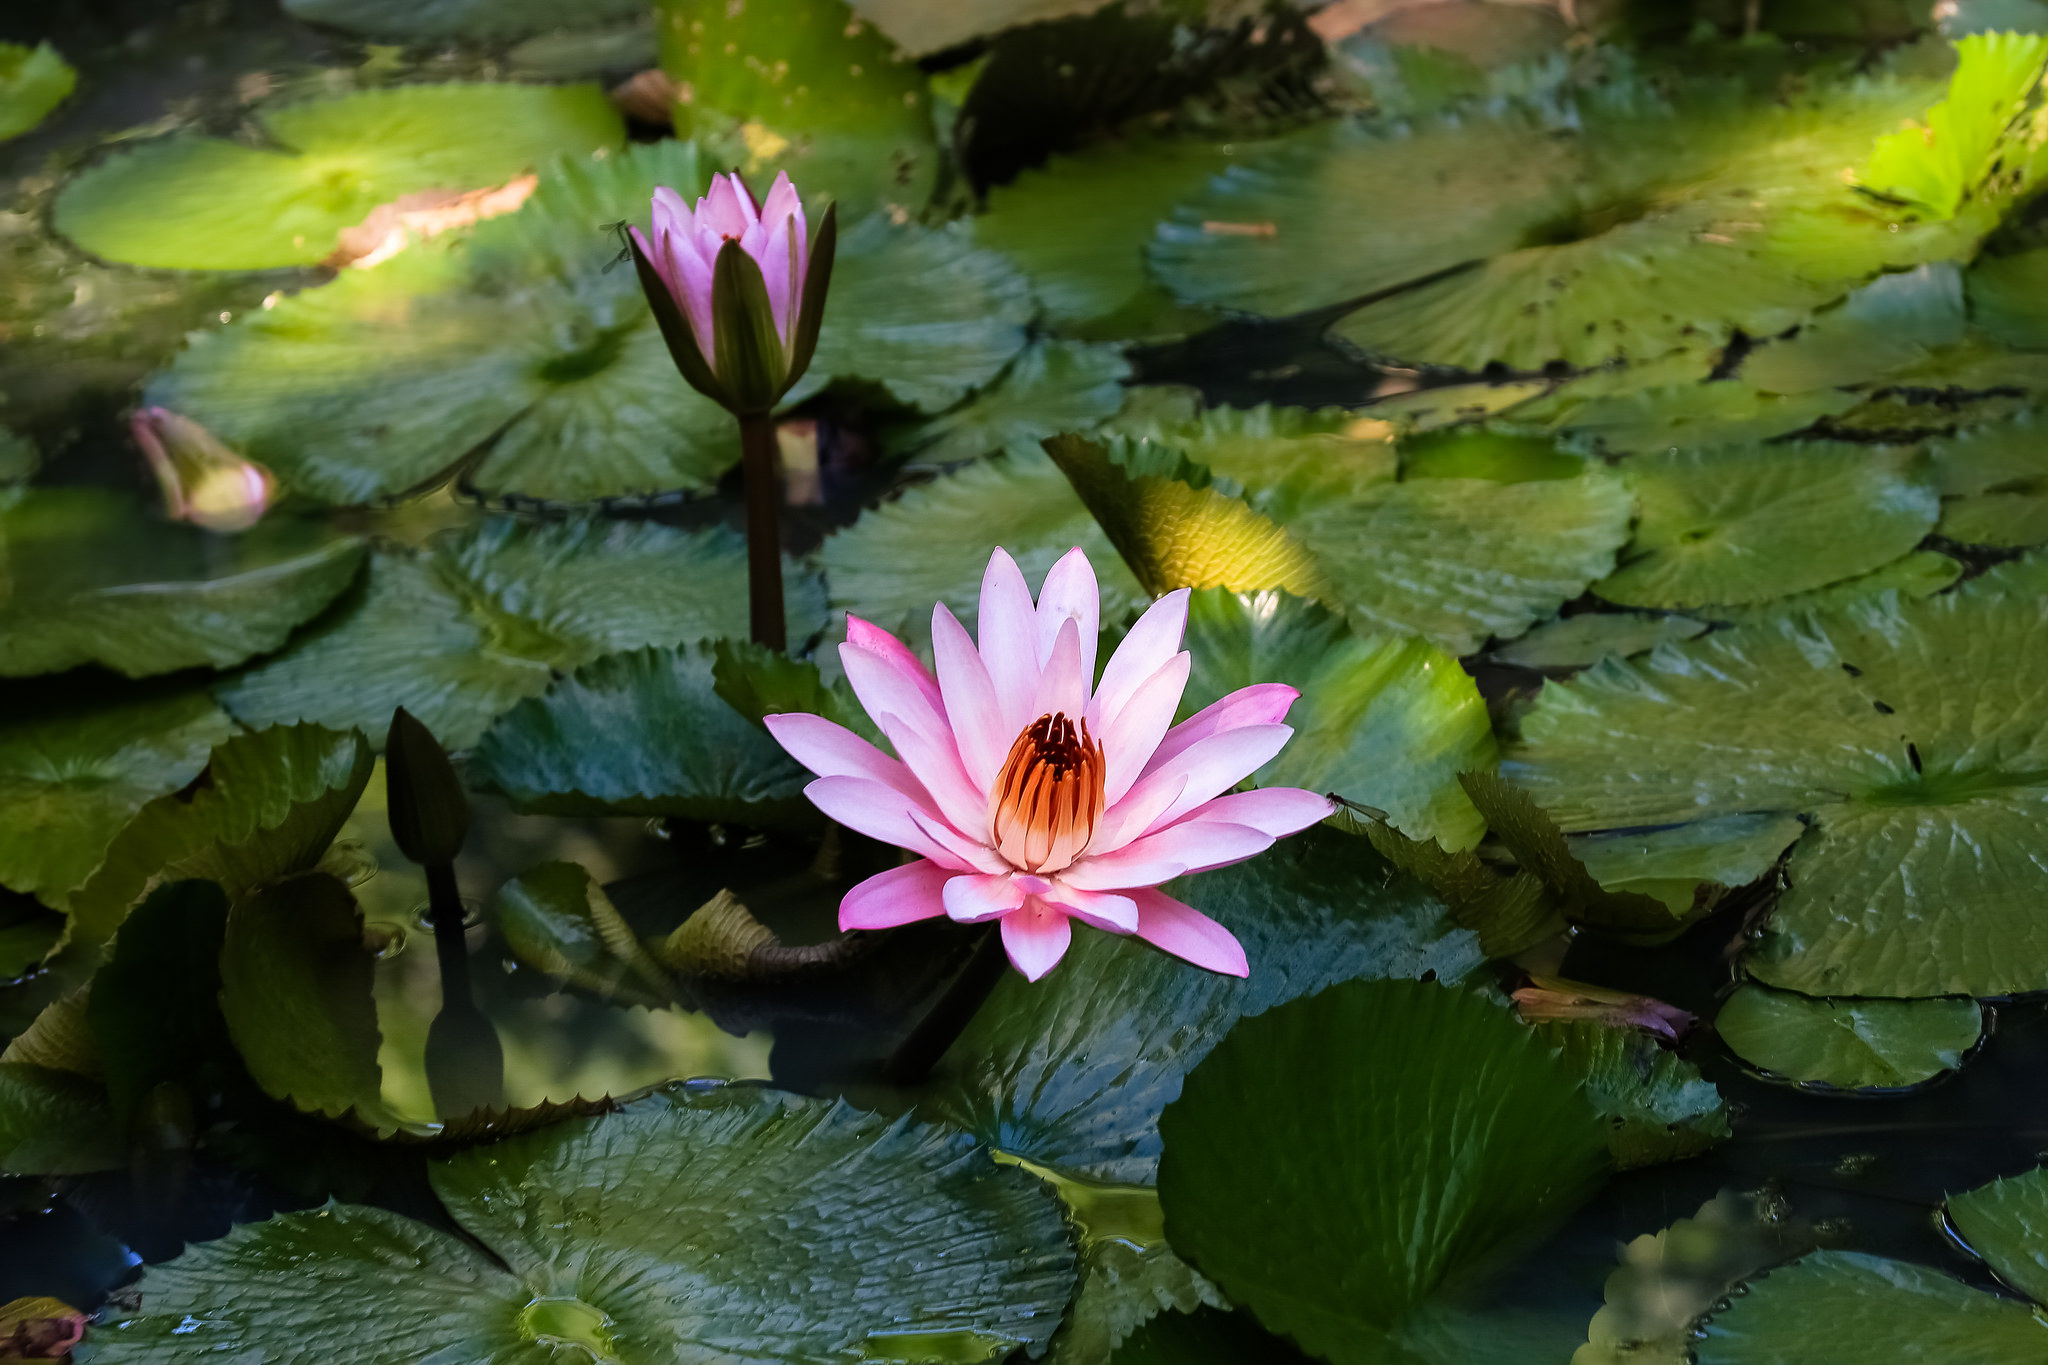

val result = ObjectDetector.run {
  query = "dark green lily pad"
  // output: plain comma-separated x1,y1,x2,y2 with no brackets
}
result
1491,612,1709,670
0,489,366,679
888,340,1131,465
0,1063,120,1175
1929,414,2048,548
658,0,937,217
1178,587,1494,850
90,1087,1077,1363
1947,1165,2048,1305
1694,1251,2048,1363
1505,554,2048,996
820,443,1148,649
1595,443,1939,610
67,722,373,947
1707,551,1963,625
56,83,624,270
1716,985,1983,1089
218,518,825,750
1571,811,1805,912
1968,244,2048,348
0,41,75,142
1741,264,1967,397
470,644,812,823
1544,1020,1730,1169
284,0,647,40
0,683,236,905
919,826,1483,1185
1155,979,1610,1363
87,880,236,1124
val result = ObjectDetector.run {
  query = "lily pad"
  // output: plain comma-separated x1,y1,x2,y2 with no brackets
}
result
1594,443,1939,610
90,1087,1077,1363
1491,612,1709,670
657,0,937,217
1571,811,1805,911
1155,979,1610,1364
1707,550,1963,624
470,644,812,824
283,0,647,40
1694,1251,2048,1363
888,340,1131,465
493,860,674,1008
0,489,366,679
1929,414,2048,548
1105,402,1400,524
1967,244,2048,348
819,443,1148,648
1947,1165,2048,1305
919,825,1483,1185
67,723,374,947
1504,554,2048,996
56,83,624,271
0,41,75,142
1716,985,1983,1089
0,682,236,905
1855,31,2048,219
1178,587,1495,850
86,880,236,1124
1543,1020,1730,1169
218,518,826,751
848,0,1114,56
0,1063,120,1176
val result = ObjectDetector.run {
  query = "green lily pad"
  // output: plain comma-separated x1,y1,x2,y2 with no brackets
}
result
1543,1020,1730,1169
1716,984,1982,1089
1111,1305,1316,1364
1594,443,1939,610
1105,402,1400,525
86,880,236,1124
1706,551,1964,625
1505,554,2048,996
1155,979,1610,1363
0,1063,120,1175
67,722,374,947
1947,1165,2048,1305
0,41,75,142
974,137,1241,340
1491,612,1709,670
919,826,1483,1185
1571,811,1805,911
1151,74,1965,370
1929,414,2048,548
1967,244,2048,348
1694,1251,2048,1363
92,1087,1077,1362
0,898,62,980
471,644,812,823
657,0,936,217
493,860,674,1008
56,83,625,271
819,443,1148,649
218,518,825,750
849,0,1116,56
284,0,647,40
1741,263,1968,397
0,682,236,905
0,489,366,679
1178,587,1494,850
888,341,1131,465
1856,31,2048,219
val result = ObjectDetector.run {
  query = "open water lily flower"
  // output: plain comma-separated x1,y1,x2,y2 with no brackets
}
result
765,547,1336,981
628,170,837,415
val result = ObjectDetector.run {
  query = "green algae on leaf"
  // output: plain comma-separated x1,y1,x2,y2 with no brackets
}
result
1594,443,1939,610
89,1088,1077,1363
1178,588,1494,850
918,826,1482,1185
0,489,366,679
1716,985,1982,1089
1156,980,1609,1364
470,645,813,824
1505,554,2048,996
218,518,824,751
0,41,75,142
56,83,624,271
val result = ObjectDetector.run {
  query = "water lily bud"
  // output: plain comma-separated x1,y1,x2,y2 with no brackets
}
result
130,406,276,533
1511,975,1695,1042
629,170,838,415
384,707,469,867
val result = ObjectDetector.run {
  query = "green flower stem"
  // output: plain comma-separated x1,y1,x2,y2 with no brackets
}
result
883,924,1009,1086
739,411,786,651
424,862,506,1116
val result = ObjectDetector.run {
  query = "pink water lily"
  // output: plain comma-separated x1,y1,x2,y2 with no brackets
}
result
131,407,275,534
633,171,808,359
764,547,1335,981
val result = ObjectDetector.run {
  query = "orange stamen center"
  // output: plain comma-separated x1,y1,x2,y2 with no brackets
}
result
988,712,1106,874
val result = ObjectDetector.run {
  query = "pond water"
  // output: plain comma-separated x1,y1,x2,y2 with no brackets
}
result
8,1,2048,1363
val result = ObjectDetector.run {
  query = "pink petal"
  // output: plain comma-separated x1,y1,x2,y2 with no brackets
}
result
647,222,716,357
1035,547,1099,683
801,776,973,872
1129,887,1248,977
762,711,918,797
650,186,694,238
1189,787,1335,837
1087,772,1188,856
1130,723,1295,836
978,549,1041,736
1097,652,1191,806
760,170,807,284
931,604,1007,792
874,707,987,840
1144,685,1299,778
757,214,793,342
841,860,951,930
840,628,962,786
701,172,757,239
1060,820,1273,891
1000,900,1073,981
908,809,1008,876
942,872,1025,923
1090,589,1190,728
1031,617,1088,723
1042,884,1138,934
845,614,944,713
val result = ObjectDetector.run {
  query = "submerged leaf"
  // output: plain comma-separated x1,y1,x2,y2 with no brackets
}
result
1715,985,1983,1089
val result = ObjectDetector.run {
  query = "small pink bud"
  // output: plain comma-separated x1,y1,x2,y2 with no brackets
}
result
131,407,276,533
1513,975,1695,1042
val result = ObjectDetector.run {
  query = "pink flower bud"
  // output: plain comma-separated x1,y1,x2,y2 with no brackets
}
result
131,407,276,533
